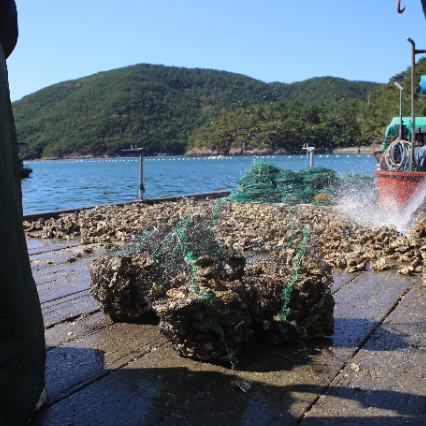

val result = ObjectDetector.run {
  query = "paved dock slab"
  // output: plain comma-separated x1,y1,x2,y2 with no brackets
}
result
26,238,426,426
300,282,426,426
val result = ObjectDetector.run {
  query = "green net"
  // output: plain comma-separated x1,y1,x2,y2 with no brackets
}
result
229,159,375,206
275,225,310,331
169,203,239,366
91,160,339,367
96,201,242,366
229,160,338,204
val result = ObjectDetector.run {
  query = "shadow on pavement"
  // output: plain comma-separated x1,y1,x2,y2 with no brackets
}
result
29,313,425,426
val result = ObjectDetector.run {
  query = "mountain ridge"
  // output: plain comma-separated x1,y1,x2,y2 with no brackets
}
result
12,63,380,158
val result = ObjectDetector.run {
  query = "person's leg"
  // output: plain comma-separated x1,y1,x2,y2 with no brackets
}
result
0,43,46,426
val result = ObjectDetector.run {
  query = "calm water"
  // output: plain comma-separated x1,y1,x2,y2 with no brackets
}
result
21,154,377,215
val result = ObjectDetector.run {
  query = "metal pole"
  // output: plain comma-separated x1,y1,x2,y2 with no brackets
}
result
395,81,404,138
122,146,145,199
302,145,315,168
303,144,308,168
139,149,144,200
409,38,416,171
400,89,403,138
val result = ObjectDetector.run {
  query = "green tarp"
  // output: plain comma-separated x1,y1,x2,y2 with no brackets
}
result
382,117,426,150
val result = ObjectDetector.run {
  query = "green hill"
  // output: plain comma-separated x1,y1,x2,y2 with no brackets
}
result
188,58,426,153
187,100,368,153
365,57,426,136
11,64,379,158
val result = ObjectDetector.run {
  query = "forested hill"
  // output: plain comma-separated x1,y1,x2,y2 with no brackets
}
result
188,58,426,154
12,64,380,158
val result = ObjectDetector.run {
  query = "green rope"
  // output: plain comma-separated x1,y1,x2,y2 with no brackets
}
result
151,211,193,266
184,253,239,368
163,237,185,278
173,206,239,367
276,226,309,331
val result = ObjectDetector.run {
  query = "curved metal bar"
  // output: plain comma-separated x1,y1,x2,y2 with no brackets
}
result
397,0,406,13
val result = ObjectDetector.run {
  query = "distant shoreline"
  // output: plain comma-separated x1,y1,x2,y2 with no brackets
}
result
28,145,381,161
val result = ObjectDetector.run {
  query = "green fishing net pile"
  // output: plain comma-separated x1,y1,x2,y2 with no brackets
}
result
228,159,375,205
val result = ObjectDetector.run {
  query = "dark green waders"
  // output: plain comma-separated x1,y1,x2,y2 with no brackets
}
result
0,42,46,425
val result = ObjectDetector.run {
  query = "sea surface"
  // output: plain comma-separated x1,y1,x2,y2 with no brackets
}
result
21,154,377,215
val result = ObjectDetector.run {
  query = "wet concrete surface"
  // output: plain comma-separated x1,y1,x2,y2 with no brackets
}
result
27,237,81,255
27,238,426,426
302,282,426,425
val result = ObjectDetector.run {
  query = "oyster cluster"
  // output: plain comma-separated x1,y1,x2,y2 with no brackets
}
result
23,201,194,246
25,198,426,362
90,203,334,363
90,252,155,321
214,202,409,274
23,199,426,277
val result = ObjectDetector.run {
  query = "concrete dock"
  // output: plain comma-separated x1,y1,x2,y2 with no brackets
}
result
27,236,426,425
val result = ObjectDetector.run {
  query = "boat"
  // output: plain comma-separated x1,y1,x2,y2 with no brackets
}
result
373,38,426,219
375,116,426,170
373,116,423,164
19,142,32,178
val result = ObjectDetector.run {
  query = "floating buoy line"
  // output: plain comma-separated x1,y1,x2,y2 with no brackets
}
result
34,154,370,164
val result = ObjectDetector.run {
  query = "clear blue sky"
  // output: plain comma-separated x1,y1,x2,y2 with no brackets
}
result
6,0,426,102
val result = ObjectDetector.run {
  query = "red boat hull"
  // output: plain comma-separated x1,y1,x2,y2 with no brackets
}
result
374,170,426,212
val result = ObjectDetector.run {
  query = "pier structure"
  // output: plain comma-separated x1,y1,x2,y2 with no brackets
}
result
26,193,426,425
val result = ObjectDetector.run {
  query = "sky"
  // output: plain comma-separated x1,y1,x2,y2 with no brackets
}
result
6,0,426,102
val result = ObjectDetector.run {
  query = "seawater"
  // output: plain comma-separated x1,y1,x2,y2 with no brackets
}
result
21,154,377,215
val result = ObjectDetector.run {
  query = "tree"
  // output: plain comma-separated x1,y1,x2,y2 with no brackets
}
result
214,127,235,154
